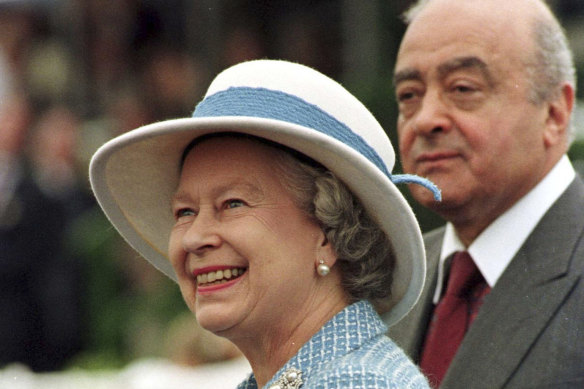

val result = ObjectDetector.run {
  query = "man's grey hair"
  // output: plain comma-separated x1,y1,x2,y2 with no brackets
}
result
402,0,577,144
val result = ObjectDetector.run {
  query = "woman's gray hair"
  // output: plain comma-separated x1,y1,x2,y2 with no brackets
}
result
273,147,395,308
402,0,577,144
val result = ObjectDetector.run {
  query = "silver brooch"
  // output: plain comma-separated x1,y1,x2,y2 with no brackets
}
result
268,367,303,389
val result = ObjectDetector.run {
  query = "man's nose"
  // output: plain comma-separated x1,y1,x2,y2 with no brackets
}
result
412,91,452,136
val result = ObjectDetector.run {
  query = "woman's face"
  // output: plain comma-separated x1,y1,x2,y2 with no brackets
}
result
169,137,332,339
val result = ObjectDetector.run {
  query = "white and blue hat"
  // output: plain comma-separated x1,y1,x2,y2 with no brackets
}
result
89,59,440,326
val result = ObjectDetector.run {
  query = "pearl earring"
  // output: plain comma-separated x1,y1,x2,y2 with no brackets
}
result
317,259,330,277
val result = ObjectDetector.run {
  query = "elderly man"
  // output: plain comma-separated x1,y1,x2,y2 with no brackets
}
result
388,0,584,388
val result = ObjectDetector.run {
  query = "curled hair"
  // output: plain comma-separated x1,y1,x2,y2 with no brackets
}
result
273,148,395,307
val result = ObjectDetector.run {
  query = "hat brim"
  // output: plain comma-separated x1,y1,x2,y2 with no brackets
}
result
90,116,425,326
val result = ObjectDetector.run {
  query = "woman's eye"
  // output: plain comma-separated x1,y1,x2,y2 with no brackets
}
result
175,208,196,219
225,199,245,209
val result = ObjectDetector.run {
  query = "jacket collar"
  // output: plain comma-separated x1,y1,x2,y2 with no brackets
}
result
237,300,386,389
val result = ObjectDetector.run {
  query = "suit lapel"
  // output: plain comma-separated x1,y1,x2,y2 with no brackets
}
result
442,178,584,388
387,228,443,361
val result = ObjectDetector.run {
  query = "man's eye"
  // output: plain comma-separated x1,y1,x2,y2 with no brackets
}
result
450,81,481,95
454,85,474,93
397,90,417,102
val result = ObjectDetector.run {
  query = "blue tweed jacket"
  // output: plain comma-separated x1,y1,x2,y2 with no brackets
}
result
237,300,430,389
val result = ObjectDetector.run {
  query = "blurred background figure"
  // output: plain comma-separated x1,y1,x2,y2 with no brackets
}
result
0,0,581,383
0,92,82,372
29,105,91,214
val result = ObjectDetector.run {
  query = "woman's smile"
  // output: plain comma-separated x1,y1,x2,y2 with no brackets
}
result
169,137,328,336
195,266,248,291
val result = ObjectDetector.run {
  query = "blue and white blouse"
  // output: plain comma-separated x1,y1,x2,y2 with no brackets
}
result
236,300,430,389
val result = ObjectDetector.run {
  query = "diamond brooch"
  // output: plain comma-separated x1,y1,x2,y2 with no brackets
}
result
268,367,303,389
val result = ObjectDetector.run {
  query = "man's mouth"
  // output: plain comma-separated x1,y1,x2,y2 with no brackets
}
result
416,150,460,163
196,267,247,287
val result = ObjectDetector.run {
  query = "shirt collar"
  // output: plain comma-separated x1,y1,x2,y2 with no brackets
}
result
236,300,386,389
434,155,576,303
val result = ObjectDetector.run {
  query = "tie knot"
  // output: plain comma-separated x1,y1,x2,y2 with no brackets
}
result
445,251,482,297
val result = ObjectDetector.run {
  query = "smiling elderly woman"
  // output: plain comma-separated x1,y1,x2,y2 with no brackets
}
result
89,60,440,388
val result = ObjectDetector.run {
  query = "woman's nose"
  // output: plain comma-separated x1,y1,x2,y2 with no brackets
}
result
182,208,222,255
412,92,452,136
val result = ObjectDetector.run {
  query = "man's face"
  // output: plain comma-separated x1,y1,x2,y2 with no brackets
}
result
394,0,552,230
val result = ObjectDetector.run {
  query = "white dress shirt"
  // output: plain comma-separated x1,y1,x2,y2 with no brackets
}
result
433,155,576,303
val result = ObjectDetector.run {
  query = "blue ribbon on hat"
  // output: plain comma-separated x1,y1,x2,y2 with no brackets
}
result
193,87,441,201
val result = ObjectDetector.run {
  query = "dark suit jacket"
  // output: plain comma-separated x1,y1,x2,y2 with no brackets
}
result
388,176,584,388
0,163,83,371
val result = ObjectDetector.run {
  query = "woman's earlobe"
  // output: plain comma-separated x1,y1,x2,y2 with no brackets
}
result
316,259,330,276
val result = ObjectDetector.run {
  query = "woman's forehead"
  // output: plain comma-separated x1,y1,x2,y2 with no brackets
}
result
177,138,287,197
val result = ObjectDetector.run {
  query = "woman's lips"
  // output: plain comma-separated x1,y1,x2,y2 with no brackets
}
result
193,266,247,292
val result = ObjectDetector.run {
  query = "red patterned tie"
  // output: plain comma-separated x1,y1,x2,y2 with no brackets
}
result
420,251,491,387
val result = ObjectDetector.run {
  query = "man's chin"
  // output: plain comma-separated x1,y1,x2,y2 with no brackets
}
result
409,184,442,207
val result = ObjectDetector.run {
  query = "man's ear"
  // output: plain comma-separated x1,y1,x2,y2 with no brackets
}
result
544,83,574,148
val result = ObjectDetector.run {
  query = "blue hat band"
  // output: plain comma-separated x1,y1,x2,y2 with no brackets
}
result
193,86,390,176
192,86,441,201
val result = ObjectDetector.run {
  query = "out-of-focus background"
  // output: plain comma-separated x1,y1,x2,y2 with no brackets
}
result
0,0,582,387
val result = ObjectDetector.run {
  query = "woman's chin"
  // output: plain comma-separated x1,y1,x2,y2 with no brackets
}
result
195,307,238,335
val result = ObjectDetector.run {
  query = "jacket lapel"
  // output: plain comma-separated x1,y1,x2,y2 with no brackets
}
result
442,178,584,388
386,228,443,361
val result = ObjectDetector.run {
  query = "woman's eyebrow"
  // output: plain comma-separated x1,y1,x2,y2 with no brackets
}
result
170,190,192,209
171,181,265,205
214,181,265,201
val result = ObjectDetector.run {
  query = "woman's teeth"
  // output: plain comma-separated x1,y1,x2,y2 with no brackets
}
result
196,268,246,286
